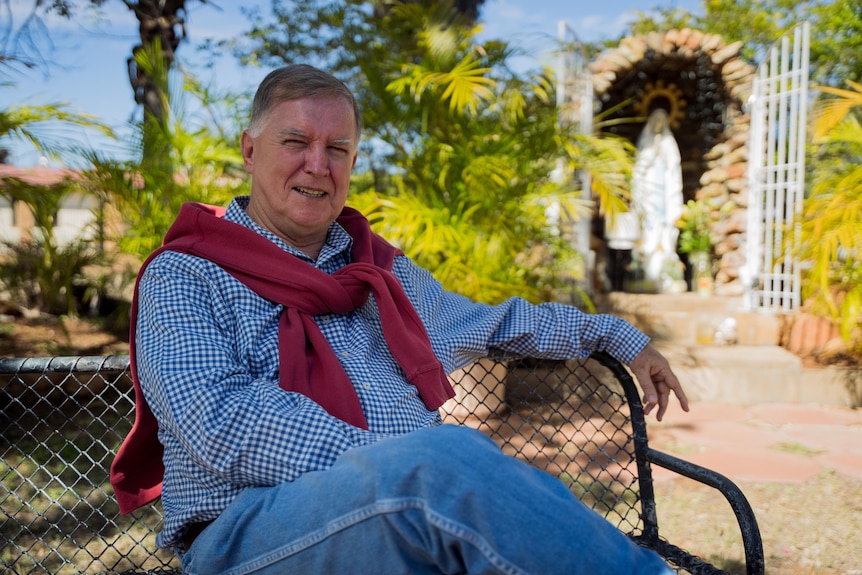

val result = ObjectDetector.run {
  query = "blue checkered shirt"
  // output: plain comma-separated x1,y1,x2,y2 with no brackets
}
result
134,196,650,551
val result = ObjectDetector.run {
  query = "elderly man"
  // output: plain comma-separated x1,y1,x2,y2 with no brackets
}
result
112,64,687,575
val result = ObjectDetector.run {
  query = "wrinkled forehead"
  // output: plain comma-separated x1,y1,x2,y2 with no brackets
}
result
252,93,360,141
272,96,358,141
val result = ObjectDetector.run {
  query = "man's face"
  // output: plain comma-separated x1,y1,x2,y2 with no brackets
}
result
241,95,358,255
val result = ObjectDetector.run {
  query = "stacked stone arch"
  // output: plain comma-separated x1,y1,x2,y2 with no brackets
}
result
590,29,756,295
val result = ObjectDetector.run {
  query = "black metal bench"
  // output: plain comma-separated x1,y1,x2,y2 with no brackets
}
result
0,352,764,574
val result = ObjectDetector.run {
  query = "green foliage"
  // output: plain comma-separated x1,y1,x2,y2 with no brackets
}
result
676,199,713,255
0,37,251,320
0,99,114,166
238,0,632,304
86,40,248,260
0,73,115,317
800,80,862,353
0,178,102,316
808,0,862,87
0,238,101,316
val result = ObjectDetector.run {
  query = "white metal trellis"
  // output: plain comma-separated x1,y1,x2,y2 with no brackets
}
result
745,21,810,312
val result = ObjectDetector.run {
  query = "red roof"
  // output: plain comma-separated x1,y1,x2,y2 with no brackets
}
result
0,164,79,186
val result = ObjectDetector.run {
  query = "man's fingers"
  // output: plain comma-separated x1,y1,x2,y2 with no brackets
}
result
655,382,670,421
632,365,658,416
663,367,689,413
629,345,690,421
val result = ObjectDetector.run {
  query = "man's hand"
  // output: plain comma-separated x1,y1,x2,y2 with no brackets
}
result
629,345,689,421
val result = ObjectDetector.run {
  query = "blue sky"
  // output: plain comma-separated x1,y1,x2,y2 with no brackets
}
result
0,0,702,166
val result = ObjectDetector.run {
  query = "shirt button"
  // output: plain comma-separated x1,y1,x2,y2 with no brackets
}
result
362,382,371,389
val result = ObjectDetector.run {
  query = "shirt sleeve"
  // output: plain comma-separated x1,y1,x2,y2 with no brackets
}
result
392,256,650,373
135,252,383,488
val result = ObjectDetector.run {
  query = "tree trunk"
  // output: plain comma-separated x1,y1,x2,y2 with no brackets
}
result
124,0,192,125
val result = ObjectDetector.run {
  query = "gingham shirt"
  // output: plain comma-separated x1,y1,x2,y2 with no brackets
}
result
135,196,650,551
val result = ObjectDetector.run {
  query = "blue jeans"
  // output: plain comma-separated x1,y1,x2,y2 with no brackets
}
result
181,425,673,574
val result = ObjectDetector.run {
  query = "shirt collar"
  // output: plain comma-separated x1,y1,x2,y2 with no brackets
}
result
225,196,354,266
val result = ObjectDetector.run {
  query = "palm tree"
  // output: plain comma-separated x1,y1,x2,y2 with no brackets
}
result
0,175,103,315
123,0,206,127
0,98,114,163
0,92,116,316
87,41,247,260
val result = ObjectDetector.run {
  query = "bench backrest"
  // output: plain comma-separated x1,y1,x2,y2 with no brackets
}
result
1,353,746,574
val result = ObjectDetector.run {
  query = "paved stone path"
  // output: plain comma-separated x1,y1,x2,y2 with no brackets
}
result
646,401,862,483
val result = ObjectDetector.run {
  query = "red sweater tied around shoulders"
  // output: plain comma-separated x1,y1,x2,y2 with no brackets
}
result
110,202,454,514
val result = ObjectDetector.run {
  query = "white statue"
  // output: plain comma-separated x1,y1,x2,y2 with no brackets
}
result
631,109,684,290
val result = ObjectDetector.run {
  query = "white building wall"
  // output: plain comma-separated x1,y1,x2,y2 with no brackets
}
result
0,198,21,245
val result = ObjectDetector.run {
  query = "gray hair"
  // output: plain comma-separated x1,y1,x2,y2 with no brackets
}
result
247,64,363,140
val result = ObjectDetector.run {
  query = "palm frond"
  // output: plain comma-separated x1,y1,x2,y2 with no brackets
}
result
415,54,497,114
812,81,862,140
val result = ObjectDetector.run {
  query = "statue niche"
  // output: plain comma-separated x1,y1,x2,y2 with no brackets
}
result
591,29,757,296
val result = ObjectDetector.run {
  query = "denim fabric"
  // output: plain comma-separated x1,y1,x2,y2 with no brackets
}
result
181,425,672,575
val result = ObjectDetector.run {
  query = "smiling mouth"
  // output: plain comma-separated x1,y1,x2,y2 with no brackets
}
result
295,186,326,198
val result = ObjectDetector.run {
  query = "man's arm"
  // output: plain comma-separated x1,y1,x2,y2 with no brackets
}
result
393,256,688,420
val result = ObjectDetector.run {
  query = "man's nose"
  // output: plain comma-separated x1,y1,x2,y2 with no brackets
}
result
304,145,330,176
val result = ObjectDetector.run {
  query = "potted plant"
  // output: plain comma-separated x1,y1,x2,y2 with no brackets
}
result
677,199,714,295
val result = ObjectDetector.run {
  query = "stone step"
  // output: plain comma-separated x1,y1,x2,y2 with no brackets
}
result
597,292,780,345
597,292,861,408
653,342,861,407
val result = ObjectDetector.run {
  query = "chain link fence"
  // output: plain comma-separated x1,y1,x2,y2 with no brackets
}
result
1,356,177,574
1,353,762,574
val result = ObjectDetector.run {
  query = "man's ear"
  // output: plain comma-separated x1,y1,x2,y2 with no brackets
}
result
241,131,254,172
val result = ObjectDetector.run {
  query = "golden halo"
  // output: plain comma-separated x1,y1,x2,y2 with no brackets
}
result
634,80,687,129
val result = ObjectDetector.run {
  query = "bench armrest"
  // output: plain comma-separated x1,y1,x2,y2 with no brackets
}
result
589,351,764,575
646,448,765,575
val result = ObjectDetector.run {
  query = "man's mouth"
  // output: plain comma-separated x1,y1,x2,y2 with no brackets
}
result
295,186,326,198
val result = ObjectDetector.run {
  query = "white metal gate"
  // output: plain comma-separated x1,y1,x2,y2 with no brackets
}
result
745,21,810,312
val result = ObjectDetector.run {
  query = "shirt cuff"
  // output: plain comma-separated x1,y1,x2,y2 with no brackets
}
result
600,317,650,365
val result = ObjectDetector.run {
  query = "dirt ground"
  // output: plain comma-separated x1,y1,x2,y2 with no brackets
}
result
0,314,129,357
2,314,861,574
656,471,862,575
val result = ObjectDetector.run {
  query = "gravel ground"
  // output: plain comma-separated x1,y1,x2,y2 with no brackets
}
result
654,470,862,574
